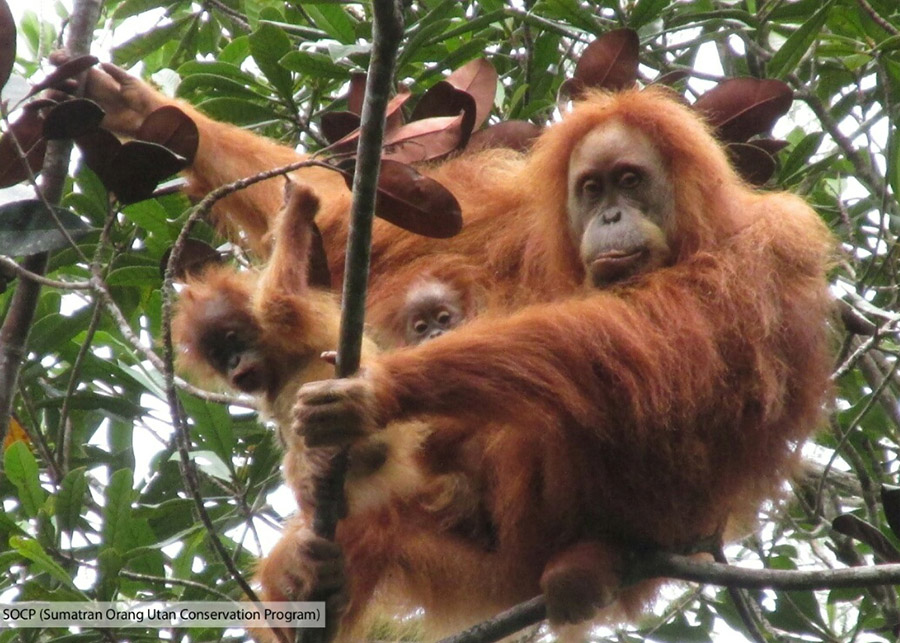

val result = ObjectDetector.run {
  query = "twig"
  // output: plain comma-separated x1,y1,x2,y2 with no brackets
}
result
856,0,899,36
0,0,102,447
440,552,900,643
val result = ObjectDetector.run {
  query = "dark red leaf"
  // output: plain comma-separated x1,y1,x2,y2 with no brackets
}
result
727,142,777,186
160,238,223,280
24,98,59,111
75,127,122,182
136,105,199,164
382,113,466,164
693,78,793,142
93,140,187,205
308,221,332,289
571,28,639,96
0,0,15,91
468,120,542,152
323,87,411,155
337,158,462,238
0,108,47,187
27,54,99,97
882,485,900,541
346,72,367,115
832,513,900,563
321,111,360,145
43,98,105,139
653,70,690,88
410,81,476,147
442,58,497,130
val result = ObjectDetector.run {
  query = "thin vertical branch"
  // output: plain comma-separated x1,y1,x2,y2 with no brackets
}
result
0,0,102,446
302,3,403,643
311,0,404,541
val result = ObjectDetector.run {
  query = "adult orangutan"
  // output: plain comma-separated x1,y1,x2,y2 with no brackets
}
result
290,89,835,634
78,63,833,639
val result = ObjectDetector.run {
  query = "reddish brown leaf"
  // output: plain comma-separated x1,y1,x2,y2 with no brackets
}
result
468,120,542,152
382,113,465,164
78,136,186,205
443,58,497,130
693,78,793,142
75,127,122,181
160,238,223,280
410,81,476,147
43,98,104,140
27,55,99,97
0,0,15,91
727,142,777,186
324,87,411,155
321,111,361,145
571,29,639,96
137,105,199,164
338,158,462,238
653,70,690,88
0,108,47,187
346,72,367,115
25,98,59,111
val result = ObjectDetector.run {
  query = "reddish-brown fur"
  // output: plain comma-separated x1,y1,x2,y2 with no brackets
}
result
295,89,836,634
366,253,486,347
85,66,834,639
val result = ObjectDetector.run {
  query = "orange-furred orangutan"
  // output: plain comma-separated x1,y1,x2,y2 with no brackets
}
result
81,62,834,640
291,89,835,634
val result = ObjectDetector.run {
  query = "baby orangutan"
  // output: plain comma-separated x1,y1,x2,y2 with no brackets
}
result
172,184,493,641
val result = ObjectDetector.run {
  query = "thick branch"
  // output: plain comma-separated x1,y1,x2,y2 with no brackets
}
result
440,553,900,643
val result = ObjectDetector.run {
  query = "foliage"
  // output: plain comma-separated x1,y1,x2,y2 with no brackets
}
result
1,1,900,641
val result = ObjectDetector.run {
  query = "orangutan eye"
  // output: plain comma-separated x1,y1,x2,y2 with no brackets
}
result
580,177,603,198
414,320,429,334
618,170,642,189
436,310,452,325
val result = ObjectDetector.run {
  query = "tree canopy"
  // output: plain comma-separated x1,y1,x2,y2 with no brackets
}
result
1,1,900,641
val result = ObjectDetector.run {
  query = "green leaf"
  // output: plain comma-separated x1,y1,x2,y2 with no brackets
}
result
248,22,294,98
182,394,235,466
280,50,350,80
197,96,283,126
888,127,900,200
304,4,356,44
780,131,824,181
176,450,233,481
106,266,162,287
0,200,93,255
121,199,176,240
542,0,600,33
177,73,263,101
102,468,135,552
767,3,832,79
9,536,79,590
629,0,669,29
112,17,194,67
111,0,166,21
56,467,88,534
4,441,46,518
37,393,144,422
